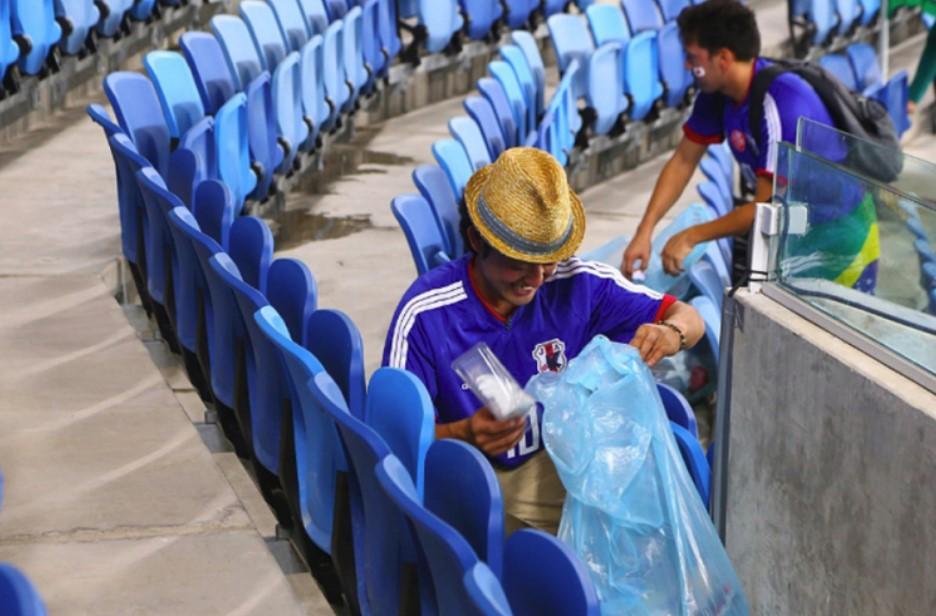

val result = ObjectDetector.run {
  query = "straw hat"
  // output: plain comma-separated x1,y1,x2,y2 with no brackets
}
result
464,147,585,264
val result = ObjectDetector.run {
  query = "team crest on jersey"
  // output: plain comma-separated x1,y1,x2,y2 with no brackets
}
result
730,129,746,153
532,338,567,373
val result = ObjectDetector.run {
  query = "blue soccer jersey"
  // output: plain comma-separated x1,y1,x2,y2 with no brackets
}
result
382,254,676,469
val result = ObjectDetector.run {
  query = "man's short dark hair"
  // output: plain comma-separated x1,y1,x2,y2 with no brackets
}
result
677,0,760,62
459,199,492,258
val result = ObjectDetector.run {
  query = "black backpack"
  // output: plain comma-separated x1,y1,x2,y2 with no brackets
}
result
748,58,903,183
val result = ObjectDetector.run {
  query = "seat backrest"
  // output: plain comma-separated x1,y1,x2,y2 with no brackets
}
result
689,295,721,364
424,439,504,578
420,0,462,54
192,179,235,249
858,0,880,26
547,14,595,100
95,0,129,37
107,134,149,266
55,0,100,55
0,562,47,616
670,421,711,504
500,44,537,132
412,163,463,258
585,3,630,46
658,21,692,107
300,34,331,135
323,20,350,111
689,255,726,311
448,116,492,172
104,72,171,177
136,167,182,305
241,0,290,71
391,194,451,276
166,206,208,354
699,155,732,204
0,0,19,81
266,258,318,347
621,30,663,121
130,0,157,21
808,0,836,45
542,0,567,16
228,215,273,292
297,0,330,35
180,32,239,115
342,6,366,95
698,178,729,217
144,51,206,141
488,60,528,142
477,77,519,149
845,42,882,91
201,249,244,411
707,141,734,185
268,0,311,51
365,368,435,499
510,30,545,115
818,53,858,92
326,0,349,19
586,42,626,136
361,0,386,78
211,14,265,92
621,0,663,34
243,71,282,204
835,0,860,34
656,382,698,437
306,309,366,420
272,51,310,169
461,0,502,40
655,0,689,22
503,0,538,29
432,138,474,202
213,92,257,213
463,95,506,161
503,529,600,615
11,0,62,75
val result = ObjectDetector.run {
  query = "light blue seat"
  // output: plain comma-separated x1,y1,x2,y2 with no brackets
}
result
323,20,351,114
241,0,289,69
180,32,238,116
835,0,860,35
504,0,537,29
547,14,594,101
0,562,47,616
500,44,537,134
622,0,664,33
211,15,265,93
622,30,664,120
818,52,858,91
300,34,333,141
392,194,452,275
845,42,882,91
376,0,401,63
808,0,836,45
246,71,288,196
477,77,519,149
511,30,545,117
0,0,20,89
537,61,580,165
143,51,207,142
432,138,474,200
690,294,721,365
464,95,506,161
272,51,311,168
707,142,734,187
420,0,463,54
298,0,329,35
306,309,366,419
689,252,727,311
656,0,689,22
360,0,386,83
586,3,630,47
268,0,311,51
95,0,129,38
702,239,731,286
229,215,273,292
412,164,463,258
448,116,491,171
503,529,600,615
54,0,99,55
214,93,259,213
489,59,529,143
343,6,369,102
698,178,730,217
700,155,732,205
656,382,698,437
460,0,502,41
658,22,693,107
587,42,628,135
858,0,880,26
670,421,711,504
103,72,171,177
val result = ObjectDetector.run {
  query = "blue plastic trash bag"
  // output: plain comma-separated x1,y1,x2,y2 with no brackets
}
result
526,336,748,615
583,203,715,297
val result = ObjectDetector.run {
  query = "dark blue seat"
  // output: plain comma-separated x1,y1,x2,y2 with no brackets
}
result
656,382,698,437
460,0,502,41
306,309,366,420
464,95,506,161
95,0,129,38
502,529,600,615
547,14,594,102
477,77,519,149
658,22,693,107
511,30,545,118
845,42,882,91
180,32,238,116
819,53,858,91
0,0,20,89
229,216,273,292
542,0,567,16
213,92,260,212
265,258,318,347
464,563,511,615
448,116,491,172
504,0,537,29
143,51,208,143
655,0,689,22
0,562,47,616
192,178,235,249
297,0,330,36
130,0,157,22
392,194,451,275
872,71,910,137
54,0,99,56
412,163,463,258
621,0,664,33
670,421,711,505
104,72,171,177
268,0,311,51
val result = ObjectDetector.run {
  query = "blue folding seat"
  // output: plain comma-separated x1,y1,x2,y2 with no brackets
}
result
670,421,711,504
698,179,729,218
586,3,630,46
511,30,545,118
300,34,333,141
130,0,157,22
136,167,182,320
360,0,386,83
622,31,664,120
819,53,858,91
265,258,318,347
858,0,880,26
95,0,129,38
464,563,512,615
690,295,721,365
689,252,728,311
143,51,208,143
656,0,689,22
489,60,529,144
500,45,537,133
504,0,537,29
845,42,882,91
374,0,401,66
539,60,582,163
418,0,463,54
193,178,234,249
621,0,664,34
707,142,734,187
432,138,474,200
213,93,259,213
412,164,463,258
54,0,99,56
547,14,595,101
448,116,491,172
104,72,171,178
835,0,860,35
343,7,369,101
272,51,311,168
656,382,698,437
460,0,502,41
323,20,352,113
229,216,273,292
542,0,567,16
807,0,836,46
587,42,628,135
463,96,506,161
10,0,60,75
503,529,600,615
297,0,329,36
326,0,349,19
477,77,519,149
211,15,265,93
241,0,289,70
658,22,693,107
268,0,311,51
180,32,238,116
0,0,20,88
392,194,452,275
700,156,732,205
306,308,366,419
0,562,47,616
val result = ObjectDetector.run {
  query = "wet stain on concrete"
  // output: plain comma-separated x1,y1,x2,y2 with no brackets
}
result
268,209,373,251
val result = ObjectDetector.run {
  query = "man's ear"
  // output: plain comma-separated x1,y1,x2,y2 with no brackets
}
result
716,47,735,69
466,225,483,254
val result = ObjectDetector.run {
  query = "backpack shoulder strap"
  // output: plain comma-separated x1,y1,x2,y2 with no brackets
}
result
747,61,792,142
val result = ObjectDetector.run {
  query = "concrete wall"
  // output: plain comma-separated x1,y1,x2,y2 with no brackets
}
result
725,292,936,615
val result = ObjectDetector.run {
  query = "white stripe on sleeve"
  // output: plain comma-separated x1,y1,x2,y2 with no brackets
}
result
389,282,467,369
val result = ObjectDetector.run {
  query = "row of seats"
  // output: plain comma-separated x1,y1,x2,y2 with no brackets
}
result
0,0,195,96
789,0,882,49
817,41,911,136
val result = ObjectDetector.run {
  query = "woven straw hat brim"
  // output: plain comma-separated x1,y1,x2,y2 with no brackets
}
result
464,164,586,264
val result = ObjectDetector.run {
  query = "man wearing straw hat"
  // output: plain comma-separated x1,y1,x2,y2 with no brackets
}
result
383,148,703,534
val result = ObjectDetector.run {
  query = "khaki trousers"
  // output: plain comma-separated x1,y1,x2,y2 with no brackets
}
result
494,450,566,536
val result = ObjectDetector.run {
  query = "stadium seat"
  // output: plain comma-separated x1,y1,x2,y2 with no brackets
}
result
808,0,836,45
229,216,273,292
619,31,663,121
180,32,238,116
586,3,630,47
698,179,730,217
858,0,880,26
845,42,882,91
306,309,366,420
135,168,182,319
547,14,595,101
54,0,99,56
657,382,698,437
587,42,628,135
300,34,332,142
690,294,721,365
211,15,265,93
103,72,170,177
510,30,545,117
268,0,311,51
323,20,352,113
819,53,858,91
621,0,664,33
835,0,861,35
272,51,311,169
377,0,402,63
500,44,537,134
424,439,504,577
460,0,502,41
700,156,732,206
412,164,463,258
326,0,349,19
448,116,492,171
489,60,529,143
703,239,731,286
0,0,20,90
392,194,452,275
707,142,734,188
689,252,727,311
464,562,512,615
246,72,288,196
95,0,129,38
297,0,329,35
670,421,711,504
0,562,47,616
241,0,289,70
502,529,601,615
420,0,463,54
130,0,157,22
536,61,580,165
504,0,537,28
342,7,368,100
464,95,506,161
872,72,910,137
542,0,567,16
360,0,386,83
477,77,519,148
656,0,690,22
213,93,259,212
143,51,207,142
432,138,474,200
658,22,693,107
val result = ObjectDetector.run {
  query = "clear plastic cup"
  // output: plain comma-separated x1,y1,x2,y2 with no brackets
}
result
451,342,536,420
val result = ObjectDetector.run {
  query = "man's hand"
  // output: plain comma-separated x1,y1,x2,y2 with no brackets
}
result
621,232,652,279
661,228,697,275
466,407,527,456
630,323,682,367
